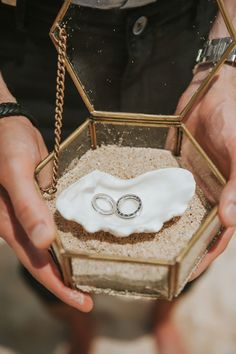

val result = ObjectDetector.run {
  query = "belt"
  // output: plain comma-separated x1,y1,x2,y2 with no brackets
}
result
72,0,156,9
1,0,157,9
1,0,16,5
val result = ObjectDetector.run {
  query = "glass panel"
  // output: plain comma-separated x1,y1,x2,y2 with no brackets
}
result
174,127,224,294
72,258,169,297
179,127,224,206
57,0,233,115
95,122,168,149
176,212,221,295
35,119,92,190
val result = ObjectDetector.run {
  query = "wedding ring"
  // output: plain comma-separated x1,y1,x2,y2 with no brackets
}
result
91,193,116,215
116,194,142,219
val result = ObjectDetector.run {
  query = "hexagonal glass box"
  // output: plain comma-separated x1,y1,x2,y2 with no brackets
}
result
36,0,236,299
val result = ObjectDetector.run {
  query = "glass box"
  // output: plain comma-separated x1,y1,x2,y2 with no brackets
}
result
35,0,236,300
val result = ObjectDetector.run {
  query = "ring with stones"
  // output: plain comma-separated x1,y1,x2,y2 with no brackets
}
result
116,194,142,219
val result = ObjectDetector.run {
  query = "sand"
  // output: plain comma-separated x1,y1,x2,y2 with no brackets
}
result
47,145,209,296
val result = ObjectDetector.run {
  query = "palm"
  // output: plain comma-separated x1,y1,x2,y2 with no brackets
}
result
0,117,92,311
182,85,236,179
173,65,236,280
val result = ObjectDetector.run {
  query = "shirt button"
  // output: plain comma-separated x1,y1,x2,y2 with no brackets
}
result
132,16,148,36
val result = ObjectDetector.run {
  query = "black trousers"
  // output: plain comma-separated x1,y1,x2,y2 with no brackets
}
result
0,0,217,146
0,0,217,303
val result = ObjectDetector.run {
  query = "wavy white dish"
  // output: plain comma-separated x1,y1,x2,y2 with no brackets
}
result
56,168,196,237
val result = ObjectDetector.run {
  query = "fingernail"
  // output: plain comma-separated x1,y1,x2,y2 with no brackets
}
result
31,223,51,247
69,290,85,305
224,203,236,226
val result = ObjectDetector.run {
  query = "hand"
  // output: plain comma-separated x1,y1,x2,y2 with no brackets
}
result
0,117,93,311
172,65,236,280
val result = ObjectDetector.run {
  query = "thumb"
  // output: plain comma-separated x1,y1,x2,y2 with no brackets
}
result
1,157,56,249
219,158,236,227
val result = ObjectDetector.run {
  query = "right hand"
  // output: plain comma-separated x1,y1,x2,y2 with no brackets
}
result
167,65,236,281
0,116,93,312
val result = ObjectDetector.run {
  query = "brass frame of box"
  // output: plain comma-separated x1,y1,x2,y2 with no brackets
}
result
35,0,236,300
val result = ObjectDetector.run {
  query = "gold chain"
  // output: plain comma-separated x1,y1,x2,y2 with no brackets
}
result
42,27,67,195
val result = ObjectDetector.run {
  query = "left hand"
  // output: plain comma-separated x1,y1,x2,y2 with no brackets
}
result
0,117,93,312
172,65,236,280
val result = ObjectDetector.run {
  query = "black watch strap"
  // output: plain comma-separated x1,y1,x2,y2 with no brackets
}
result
0,102,38,127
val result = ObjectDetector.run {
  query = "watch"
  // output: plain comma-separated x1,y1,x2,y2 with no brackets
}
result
196,37,236,65
0,102,38,127
194,37,236,73
196,37,236,64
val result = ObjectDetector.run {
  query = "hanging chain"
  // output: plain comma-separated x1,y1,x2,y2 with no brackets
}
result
41,26,67,195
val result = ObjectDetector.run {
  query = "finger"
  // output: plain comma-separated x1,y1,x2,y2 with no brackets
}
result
1,156,56,249
189,227,234,281
219,156,236,227
0,189,93,312
20,244,94,313
14,240,93,312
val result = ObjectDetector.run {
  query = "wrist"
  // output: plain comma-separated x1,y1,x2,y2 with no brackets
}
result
0,93,16,105
194,36,236,75
0,102,39,128
194,60,235,77
192,63,213,77
0,96,16,104
0,73,16,104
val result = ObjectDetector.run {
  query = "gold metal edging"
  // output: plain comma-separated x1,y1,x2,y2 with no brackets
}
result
62,250,174,266
50,0,71,37
173,262,180,296
51,237,72,286
173,127,183,156
168,264,177,300
92,111,181,122
89,121,97,149
91,119,181,128
91,115,181,125
71,281,168,300
62,256,74,287
52,238,74,288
